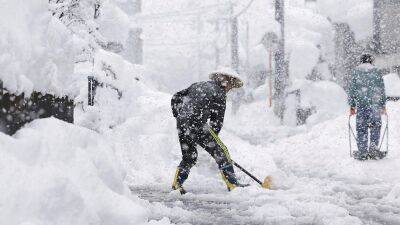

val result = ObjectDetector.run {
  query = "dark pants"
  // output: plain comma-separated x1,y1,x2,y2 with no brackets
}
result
175,120,236,186
356,107,382,155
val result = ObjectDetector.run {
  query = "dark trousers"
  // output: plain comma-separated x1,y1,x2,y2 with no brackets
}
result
175,121,235,186
356,107,382,155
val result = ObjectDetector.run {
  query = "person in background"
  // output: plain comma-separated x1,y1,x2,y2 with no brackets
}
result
170,68,248,194
349,53,387,160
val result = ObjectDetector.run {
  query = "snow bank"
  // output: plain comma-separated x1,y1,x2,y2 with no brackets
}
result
0,0,137,97
384,73,400,97
109,89,177,186
0,118,158,225
301,81,348,125
0,0,79,96
286,5,333,82
75,49,168,132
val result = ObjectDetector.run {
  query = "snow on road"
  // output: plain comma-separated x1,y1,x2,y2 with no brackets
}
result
129,102,400,225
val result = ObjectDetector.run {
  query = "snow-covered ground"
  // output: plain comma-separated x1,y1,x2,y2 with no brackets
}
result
2,87,399,224
133,103,400,225
0,118,160,225
122,91,400,224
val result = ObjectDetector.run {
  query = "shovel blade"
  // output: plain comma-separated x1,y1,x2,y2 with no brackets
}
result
261,176,272,189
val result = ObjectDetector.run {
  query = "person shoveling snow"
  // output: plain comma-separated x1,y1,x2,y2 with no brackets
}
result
349,53,387,161
170,67,250,194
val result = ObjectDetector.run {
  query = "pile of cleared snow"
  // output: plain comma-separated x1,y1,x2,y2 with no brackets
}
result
0,118,171,225
300,80,348,125
384,73,400,97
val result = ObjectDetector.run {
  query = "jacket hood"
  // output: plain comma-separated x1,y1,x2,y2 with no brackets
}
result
209,67,243,88
356,63,376,71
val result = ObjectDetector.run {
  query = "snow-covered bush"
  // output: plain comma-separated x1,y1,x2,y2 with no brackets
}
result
0,0,78,96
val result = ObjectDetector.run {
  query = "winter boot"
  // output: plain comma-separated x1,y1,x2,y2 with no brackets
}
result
221,171,237,191
353,151,368,161
220,165,248,191
368,147,387,160
172,168,187,195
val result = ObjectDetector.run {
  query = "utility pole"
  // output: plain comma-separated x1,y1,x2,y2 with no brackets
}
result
126,0,143,64
215,19,221,69
196,12,203,79
274,0,288,121
261,32,278,108
214,0,221,69
268,50,273,107
245,21,250,71
373,0,382,54
231,3,239,72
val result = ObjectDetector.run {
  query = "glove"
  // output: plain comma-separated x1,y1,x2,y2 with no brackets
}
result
350,107,356,116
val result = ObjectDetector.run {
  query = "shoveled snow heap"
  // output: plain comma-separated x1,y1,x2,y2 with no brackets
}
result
0,118,173,225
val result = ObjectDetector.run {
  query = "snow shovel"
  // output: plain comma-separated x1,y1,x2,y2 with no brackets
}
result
209,128,272,189
348,114,389,159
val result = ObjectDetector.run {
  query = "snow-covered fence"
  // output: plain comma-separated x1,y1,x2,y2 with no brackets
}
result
384,73,400,102
0,82,74,135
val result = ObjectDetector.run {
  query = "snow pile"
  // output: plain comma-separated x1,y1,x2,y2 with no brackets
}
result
286,5,333,82
106,87,177,186
73,49,181,187
0,118,162,225
300,80,348,124
384,73,400,97
0,0,138,97
0,0,78,96
74,49,167,132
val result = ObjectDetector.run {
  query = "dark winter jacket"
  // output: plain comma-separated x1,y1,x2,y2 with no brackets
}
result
349,63,386,109
171,81,226,134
